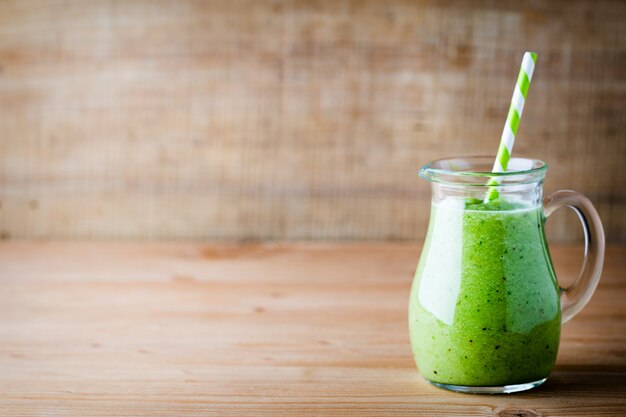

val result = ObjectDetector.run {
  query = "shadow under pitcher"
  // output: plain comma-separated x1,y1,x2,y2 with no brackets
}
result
409,156,605,394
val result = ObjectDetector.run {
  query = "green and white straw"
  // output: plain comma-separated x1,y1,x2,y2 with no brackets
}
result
485,51,538,202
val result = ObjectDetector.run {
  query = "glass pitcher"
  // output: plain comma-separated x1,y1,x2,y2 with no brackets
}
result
409,156,605,394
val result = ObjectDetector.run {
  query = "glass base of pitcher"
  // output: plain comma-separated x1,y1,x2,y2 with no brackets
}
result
429,377,547,394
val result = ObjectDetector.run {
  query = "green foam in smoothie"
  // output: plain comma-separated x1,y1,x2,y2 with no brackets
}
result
409,198,561,386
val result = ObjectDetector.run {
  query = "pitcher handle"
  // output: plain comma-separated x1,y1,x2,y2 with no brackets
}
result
544,190,605,324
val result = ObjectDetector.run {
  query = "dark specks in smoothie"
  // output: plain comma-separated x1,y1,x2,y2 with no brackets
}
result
411,202,561,386
546,345,550,350
433,370,438,374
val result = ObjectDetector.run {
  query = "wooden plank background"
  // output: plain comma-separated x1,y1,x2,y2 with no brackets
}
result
0,0,624,242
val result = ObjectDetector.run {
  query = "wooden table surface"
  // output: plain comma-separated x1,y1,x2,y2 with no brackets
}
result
0,242,625,416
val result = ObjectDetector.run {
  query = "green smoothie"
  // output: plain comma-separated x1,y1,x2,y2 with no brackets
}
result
409,198,561,386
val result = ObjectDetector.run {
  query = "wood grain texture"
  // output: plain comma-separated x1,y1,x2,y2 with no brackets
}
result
0,242,625,416
0,0,625,242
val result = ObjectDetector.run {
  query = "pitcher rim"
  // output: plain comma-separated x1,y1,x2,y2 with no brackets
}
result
419,156,548,185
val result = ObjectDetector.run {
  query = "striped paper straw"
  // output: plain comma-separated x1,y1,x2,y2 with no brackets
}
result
485,51,537,202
